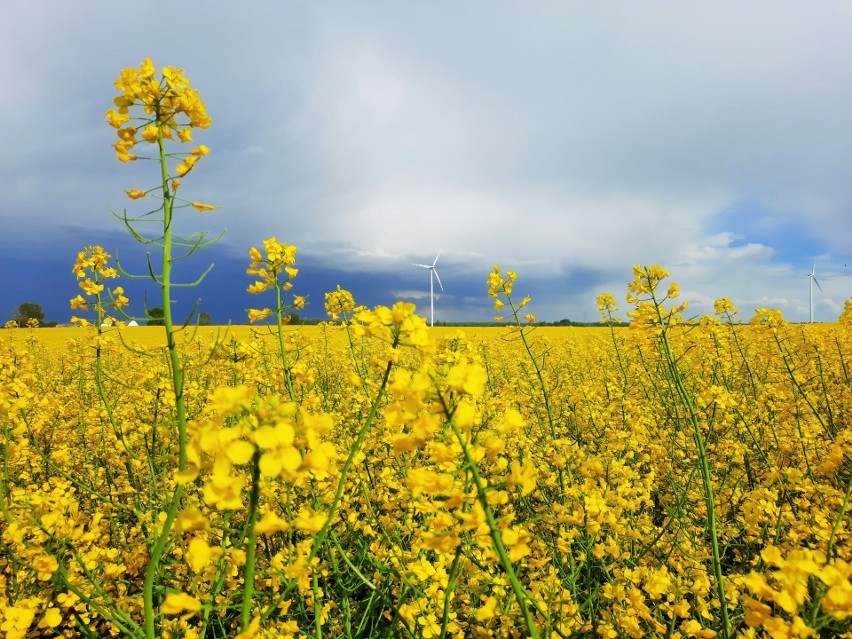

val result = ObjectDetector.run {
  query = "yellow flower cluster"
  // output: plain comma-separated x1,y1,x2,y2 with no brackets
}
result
246,237,304,324
487,265,533,324
69,245,129,326
626,264,689,331
324,285,356,321
107,57,210,163
596,292,622,323
179,387,336,509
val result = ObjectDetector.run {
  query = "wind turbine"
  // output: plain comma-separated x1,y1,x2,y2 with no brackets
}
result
808,260,822,323
413,252,444,327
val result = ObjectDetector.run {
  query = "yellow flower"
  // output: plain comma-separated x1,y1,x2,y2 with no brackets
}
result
141,124,159,143
255,511,289,535
501,527,531,562
246,281,267,294
247,308,273,324
161,592,202,616
175,508,210,533
294,508,327,534
417,613,441,639
445,362,488,396
507,460,538,496
202,459,245,510
112,286,130,309
475,596,498,621
116,126,137,141
0,606,36,636
234,616,261,639
80,279,104,296
105,109,130,128
406,468,454,496
226,439,255,465
37,608,62,630
32,554,59,580
186,537,214,573
125,189,146,199
191,202,216,212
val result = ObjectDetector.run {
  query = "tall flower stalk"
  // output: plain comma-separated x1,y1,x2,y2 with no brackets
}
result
107,57,216,639
246,237,306,401
627,265,731,639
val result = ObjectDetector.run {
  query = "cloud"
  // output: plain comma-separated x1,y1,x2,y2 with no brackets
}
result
2,2,852,322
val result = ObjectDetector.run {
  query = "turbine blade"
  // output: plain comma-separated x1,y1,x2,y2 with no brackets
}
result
433,268,444,291
413,263,430,268
432,252,441,267
814,276,823,291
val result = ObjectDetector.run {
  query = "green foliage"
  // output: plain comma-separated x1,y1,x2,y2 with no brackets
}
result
13,302,45,327
146,307,165,326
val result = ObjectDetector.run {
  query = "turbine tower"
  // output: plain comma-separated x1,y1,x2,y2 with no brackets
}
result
808,260,822,323
413,252,444,327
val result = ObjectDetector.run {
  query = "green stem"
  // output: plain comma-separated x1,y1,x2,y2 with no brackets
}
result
0,420,13,524
276,284,296,401
241,450,262,631
313,571,323,639
827,465,852,559
142,114,190,639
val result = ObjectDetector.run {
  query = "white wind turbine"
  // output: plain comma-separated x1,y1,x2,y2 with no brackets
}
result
808,260,822,323
413,252,444,327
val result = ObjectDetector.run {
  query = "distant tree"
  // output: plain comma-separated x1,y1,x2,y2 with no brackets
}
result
146,307,165,326
284,313,302,325
198,311,212,326
13,302,45,327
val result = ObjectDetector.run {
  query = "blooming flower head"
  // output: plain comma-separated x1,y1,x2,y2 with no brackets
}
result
597,292,621,323
487,264,517,299
325,285,356,320
714,297,738,318
625,264,688,330
108,58,211,177
70,246,130,324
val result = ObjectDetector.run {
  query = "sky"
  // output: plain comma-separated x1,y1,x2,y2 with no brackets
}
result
2,1,852,325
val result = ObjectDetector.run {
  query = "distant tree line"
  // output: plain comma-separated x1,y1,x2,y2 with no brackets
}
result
7,303,625,329
7,302,57,327
429,318,625,328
